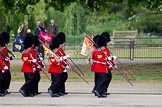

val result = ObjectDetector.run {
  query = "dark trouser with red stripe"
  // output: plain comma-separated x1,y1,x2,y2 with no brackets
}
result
92,72,99,92
20,72,35,94
3,70,11,90
95,72,108,93
104,70,112,93
49,73,62,94
0,71,5,94
59,72,68,93
33,71,41,93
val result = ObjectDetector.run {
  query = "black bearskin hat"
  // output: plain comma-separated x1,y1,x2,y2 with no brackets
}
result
93,35,100,47
97,35,107,47
0,36,5,47
56,32,66,44
101,32,111,43
0,32,10,44
49,37,61,50
23,33,34,49
33,36,40,47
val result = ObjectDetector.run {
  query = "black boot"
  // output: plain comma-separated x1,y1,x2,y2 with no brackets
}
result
93,90,101,97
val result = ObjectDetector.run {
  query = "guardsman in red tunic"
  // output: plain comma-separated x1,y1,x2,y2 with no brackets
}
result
0,32,16,95
19,33,36,97
101,32,116,95
0,52,4,96
0,52,5,96
48,37,62,97
30,36,44,95
91,35,100,94
91,35,108,98
0,37,7,96
56,32,69,96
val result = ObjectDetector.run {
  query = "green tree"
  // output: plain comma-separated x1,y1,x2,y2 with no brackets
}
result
64,2,86,36
1,0,162,13
44,7,65,32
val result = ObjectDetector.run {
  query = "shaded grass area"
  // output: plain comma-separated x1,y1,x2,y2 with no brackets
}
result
10,63,162,82
127,63,162,81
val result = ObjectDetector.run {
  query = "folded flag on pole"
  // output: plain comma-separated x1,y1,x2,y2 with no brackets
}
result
80,34,94,56
39,30,53,43
92,32,96,37
42,43,51,56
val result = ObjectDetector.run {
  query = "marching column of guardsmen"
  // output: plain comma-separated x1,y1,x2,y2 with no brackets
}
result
19,32,69,97
91,32,116,98
0,30,116,98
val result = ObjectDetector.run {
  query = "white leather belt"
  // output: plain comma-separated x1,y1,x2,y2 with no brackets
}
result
93,60,106,64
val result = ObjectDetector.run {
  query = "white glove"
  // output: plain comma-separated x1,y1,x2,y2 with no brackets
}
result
4,57,10,61
107,57,112,61
37,65,41,69
66,55,70,59
2,70,5,73
112,56,117,60
65,64,69,68
39,53,42,57
109,64,112,68
3,65,8,70
13,55,16,58
39,57,43,61
33,68,36,72
62,56,67,60
31,59,37,63
10,55,16,60
59,57,64,61
63,69,67,72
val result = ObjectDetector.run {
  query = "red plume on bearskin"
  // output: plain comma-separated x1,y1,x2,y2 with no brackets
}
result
39,30,53,43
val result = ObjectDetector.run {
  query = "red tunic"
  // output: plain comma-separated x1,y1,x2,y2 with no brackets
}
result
57,48,66,56
1,47,10,69
0,54,4,70
48,56,62,73
101,46,115,70
29,49,43,71
91,48,108,73
21,49,35,73
55,48,68,70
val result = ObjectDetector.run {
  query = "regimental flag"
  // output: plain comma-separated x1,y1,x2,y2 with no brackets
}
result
12,34,24,53
84,35,94,48
80,34,94,56
39,30,53,43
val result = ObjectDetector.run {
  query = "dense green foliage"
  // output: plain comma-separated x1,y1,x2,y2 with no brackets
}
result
136,14,162,33
0,0,162,38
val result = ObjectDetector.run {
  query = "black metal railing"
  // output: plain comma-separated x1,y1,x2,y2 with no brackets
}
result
8,37,162,60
